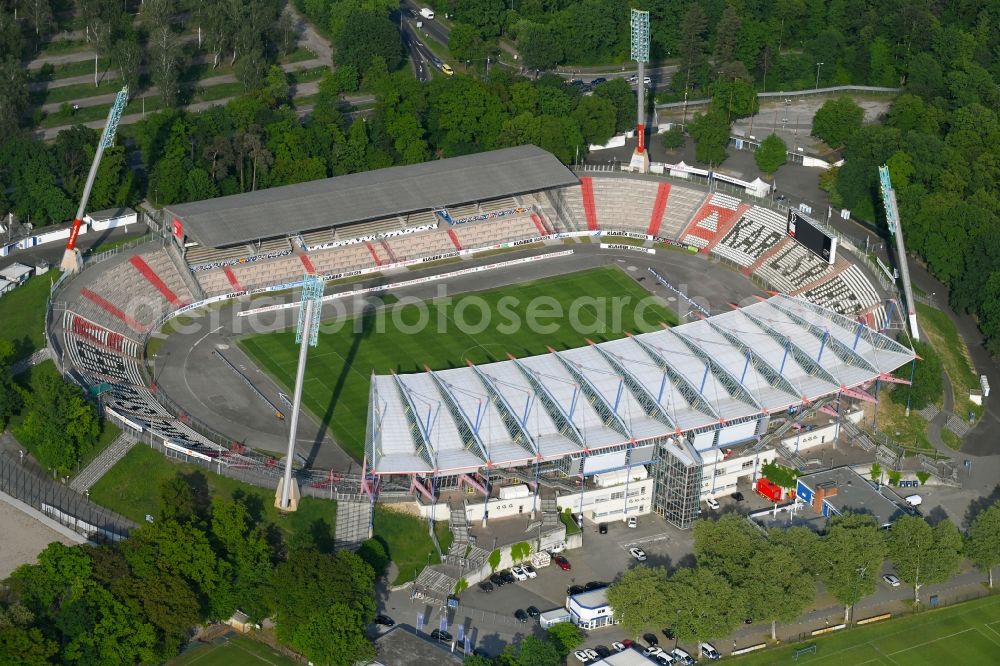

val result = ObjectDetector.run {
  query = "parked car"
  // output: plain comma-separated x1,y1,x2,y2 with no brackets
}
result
700,642,721,660
523,564,537,578
656,653,675,665
671,648,695,665
574,649,592,663
731,491,745,502
594,645,611,658
375,614,395,627
629,546,647,561
643,633,659,646
612,641,627,652
590,77,607,86
599,522,608,534
478,581,494,593
883,573,901,587
706,497,720,510
527,606,541,618
905,494,923,507
554,555,572,571
440,63,454,76
511,566,528,581
584,581,607,591
643,645,663,657
627,74,638,83
514,609,529,623
490,573,505,587
550,543,566,554
567,585,586,595
430,629,453,642
500,570,516,584
627,516,638,528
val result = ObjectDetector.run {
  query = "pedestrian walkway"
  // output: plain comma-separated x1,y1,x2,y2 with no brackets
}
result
69,433,136,493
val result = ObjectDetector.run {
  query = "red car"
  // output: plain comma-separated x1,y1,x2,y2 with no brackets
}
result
554,555,571,571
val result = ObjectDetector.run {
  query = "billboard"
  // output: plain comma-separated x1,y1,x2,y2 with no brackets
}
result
787,209,837,265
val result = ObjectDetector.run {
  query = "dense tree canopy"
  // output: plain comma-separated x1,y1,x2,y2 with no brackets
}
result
812,96,865,149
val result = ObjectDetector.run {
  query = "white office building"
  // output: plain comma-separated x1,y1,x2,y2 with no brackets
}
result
568,588,618,630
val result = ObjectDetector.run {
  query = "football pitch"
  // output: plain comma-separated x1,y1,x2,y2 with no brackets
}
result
733,595,1000,665
238,266,676,459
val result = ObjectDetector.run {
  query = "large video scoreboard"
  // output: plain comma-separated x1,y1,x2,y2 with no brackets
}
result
787,209,837,265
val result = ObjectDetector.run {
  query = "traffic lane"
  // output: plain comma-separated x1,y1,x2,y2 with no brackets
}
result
401,0,450,46
401,25,432,81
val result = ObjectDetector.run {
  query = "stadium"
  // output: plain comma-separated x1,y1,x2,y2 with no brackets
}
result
45,143,915,557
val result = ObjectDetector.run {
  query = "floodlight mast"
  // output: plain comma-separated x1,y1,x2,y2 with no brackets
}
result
878,165,919,341
276,274,325,512
629,9,650,173
60,86,129,273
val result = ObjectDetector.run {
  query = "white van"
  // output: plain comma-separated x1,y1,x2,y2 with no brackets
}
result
905,494,923,507
420,7,435,19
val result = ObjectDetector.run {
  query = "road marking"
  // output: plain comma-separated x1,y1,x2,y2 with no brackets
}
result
621,533,671,548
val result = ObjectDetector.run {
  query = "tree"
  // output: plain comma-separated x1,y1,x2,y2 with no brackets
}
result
0,626,59,665
571,95,616,147
449,22,487,68
24,0,52,37
456,0,506,39
966,501,1000,588
0,340,21,430
518,22,563,71
546,622,584,656
714,5,742,66
664,567,745,643
688,109,731,166
146,3,183,107
677,5,708,93
819,513,886,623
592,79,635,134
464,655,493,666
114,29,143,100
89,145,135,209
711,77,758,121
334,10,403,81
661,126,684,150
694,514,766,580
290,603,375,666
886,516,963,604
744,543,815,640
812,96,865,148
755,133,788,175
0,57,28,138
606,565,669,639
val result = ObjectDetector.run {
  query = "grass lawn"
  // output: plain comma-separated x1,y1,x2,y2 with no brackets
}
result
169,634,297,666
601,235,648,247
470,243,545,258
732,594,1000,665
916,303,982,421
940,428,962,451
560,510,582,535
238,266,676,460
90,444,336,544
435,520,454,553
407,257,463,270
0,274,52,360
373,505,437,585
874,392,931,451
29,57,115,83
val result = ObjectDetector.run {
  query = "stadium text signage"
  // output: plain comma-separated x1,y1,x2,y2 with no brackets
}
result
604,230,652,240
599,243,656,254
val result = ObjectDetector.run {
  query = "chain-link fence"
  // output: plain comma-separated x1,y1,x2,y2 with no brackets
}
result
0,451,135,541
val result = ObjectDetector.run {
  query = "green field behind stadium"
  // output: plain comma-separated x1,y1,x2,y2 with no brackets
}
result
239,266,676,460
733,594,1000,666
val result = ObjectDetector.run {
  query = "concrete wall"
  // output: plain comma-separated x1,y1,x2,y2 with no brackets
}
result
555,479,655,523
781,410,864,452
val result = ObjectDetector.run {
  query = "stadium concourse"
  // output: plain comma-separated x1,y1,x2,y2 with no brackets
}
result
45,145,910,519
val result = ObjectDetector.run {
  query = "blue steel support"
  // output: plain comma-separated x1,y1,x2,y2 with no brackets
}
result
740,352,751,384
817,330,829,363
657,372,668,404
700,365,710,394
568,386,580,422
613,380,624,415
853,322,864,351
779,339,790,375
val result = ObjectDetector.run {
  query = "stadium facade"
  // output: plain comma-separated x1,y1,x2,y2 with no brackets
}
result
365,293,915,528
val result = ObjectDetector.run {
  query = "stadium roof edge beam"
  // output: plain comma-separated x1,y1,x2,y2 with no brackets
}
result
163,144,578,249
367,295,916,475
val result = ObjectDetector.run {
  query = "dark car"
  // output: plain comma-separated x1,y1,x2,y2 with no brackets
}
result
554,555,571,571
567,585,585,595
500,570,516,584
644,633,659,646
662,627,675,640
478,581,494,593
375,614,395,627
514,609,529,623
731,491,745,502
599,522,608,534
590,77,607,86
595,645,612,658
490,573,505,587
430,629,453,642
584,581,607,591
569,79,585,87
527,606,541,618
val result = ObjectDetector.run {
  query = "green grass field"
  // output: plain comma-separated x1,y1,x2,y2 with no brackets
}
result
733,595,1000,665
170,634,297,666
373,505,439,585
0,274,53,361
238,266,676,460
916,303,982,421
90,444,336,546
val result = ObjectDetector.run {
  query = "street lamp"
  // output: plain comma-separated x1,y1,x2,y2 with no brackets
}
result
815,62,824,90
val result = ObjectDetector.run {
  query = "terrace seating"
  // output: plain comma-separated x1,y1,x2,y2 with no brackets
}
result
801,265,880,315
679,193,743,248
134,251,194,306
387,230,458,261
560,184,589,231
308,243,377,276
752,239,833,294
64,311,141,357
479,197,519,212
590,177,659,234
657,184,706,240
452,214,540,248
66,335,145,386
708,206,786,267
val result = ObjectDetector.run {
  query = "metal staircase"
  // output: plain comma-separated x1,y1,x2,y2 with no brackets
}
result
333,498,372,550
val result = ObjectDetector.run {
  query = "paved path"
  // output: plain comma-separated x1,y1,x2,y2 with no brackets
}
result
284,2,332,67
926,370,955,456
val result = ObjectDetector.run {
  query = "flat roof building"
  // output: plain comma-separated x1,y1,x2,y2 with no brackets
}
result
795,466,907,528
369,626,464,666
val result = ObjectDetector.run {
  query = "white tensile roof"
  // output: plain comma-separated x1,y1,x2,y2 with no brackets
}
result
366,294,914,475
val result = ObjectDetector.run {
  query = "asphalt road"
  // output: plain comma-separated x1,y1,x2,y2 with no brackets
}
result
0,223,150,273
